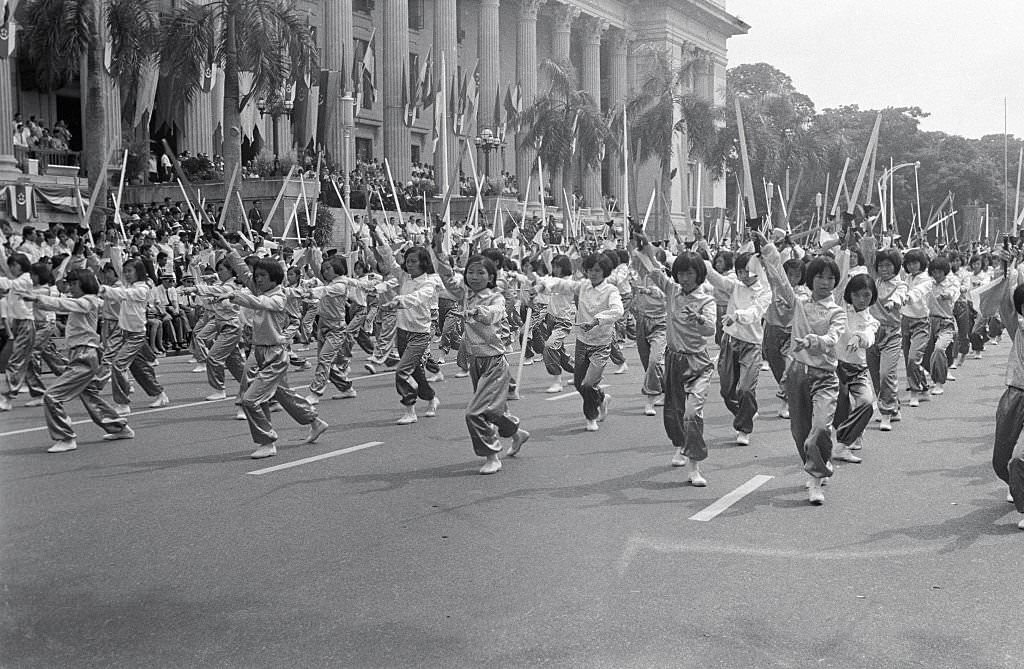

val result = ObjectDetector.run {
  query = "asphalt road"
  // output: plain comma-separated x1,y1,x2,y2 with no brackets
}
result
1,340,1022,668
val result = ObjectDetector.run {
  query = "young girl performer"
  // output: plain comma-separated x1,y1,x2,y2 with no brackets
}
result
991,256,1024,529
0,252,34,411
378,242,441,425
832,274,879,463
537,253,623,432
760,234,847,505
634,241,717,485
190,257,246,401
24,262,68,406
229,258,328,459
535,254,577,393
865,248,907,432
900,249,933,407
24,269,134,451
304,255,357,405
632,247,668,416
921,256,960,397
432,245,529,474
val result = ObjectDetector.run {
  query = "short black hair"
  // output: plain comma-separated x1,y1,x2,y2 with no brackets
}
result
582,253,614,278
903,249,929,273
927,256,951,276
6,252,30,274
29,261,54,286
322,254,348,277
713,250,734,272
463,255,498,289
69,268,100,295
804,256,840,290
402,245,434,274
843,273,877,306
254,258,284,285
734,252,753,273
782,258,805,283
550,254,573,277
670,251,707,285
875,248,903,273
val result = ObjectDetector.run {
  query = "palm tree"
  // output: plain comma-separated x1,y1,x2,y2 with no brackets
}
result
626,47,723,239
160,0,316,228
17,0,159,228
519,59,612,236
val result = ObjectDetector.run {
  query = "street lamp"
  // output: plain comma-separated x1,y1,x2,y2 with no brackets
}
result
256,92,295,157
474,127,504,185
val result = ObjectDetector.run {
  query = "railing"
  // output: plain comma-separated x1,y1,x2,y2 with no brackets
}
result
14,147,81,176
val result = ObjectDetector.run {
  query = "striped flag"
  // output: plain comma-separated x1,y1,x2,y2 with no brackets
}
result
0,2,15,60
360,29,377,106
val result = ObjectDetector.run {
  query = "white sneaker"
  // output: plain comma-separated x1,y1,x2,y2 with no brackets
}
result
152,359,159,367
479,454,502,475
736,432,751,445
778,404,790,419
545,382,563,393
929,384,944,396
24,397,44,407
454,370,469,378
205,390,227,401
687,461,707,487
424,397,440,417
115,404,131,416
523,356,535,366
585,419,599,432
188,357,197,364
654,395,665,407
304,418,329,444
1018,517,1024,530
191,365,207,373
834,447,863,463
598,395,612,422
849,436,864,451
643,400,656,416
0,396,10,411
613,362,629,375
908,396,920,408
305,393,320,405
250,443,277,459
807,478,825,505
103,426,135,441
946,371,957,381
148,392,170,408
332,388,358,399
971,351,983,360
506,429,530,457
671,447,688,467
760,361,770,372
426,371,444,383
396,407,418,425
1007,489,1015,504
949,361,958,370
880,415,893,431
47,439,78,453
235,408,247,420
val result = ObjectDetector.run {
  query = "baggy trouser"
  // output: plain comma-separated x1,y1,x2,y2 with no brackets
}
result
635,313,667,396
27,320,68,397
466,354,520,456
662,349,713,461
190,318,218,363
953,300,971,356
44,345,126,442
993,385,1024,514
309,325,353,396
834,361,875,446
925,316,956,385
206,323,246,391
106,329,164,406
4,318,35,397
573,342,609,421
762,323,791,401
395,329,435,406
718,334,761,434
867,324,901,416
786,362,839,479
901,316,930,392
542,315,575,376
525,304,548,358
374,307,398,362
240,344,318,445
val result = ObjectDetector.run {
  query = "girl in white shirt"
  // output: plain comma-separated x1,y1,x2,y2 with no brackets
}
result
833,274,880,464
0,252,34,411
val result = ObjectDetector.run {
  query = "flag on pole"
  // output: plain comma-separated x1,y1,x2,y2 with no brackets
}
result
493,86,504,140
432,55,447,152
401,63,413,127
8,184,34,222
360,29,377,106
200,27,216,93
465,60,480,118
0,2,15,60
418,47,434,110
568,110,580,157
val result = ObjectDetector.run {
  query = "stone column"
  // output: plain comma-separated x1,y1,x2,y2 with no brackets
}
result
383,0,410,182
579,15,606,210
181,93,214,158
434,0,458,194
477,0,501,178
516,0,545,202
547,2,576,202
606,29,628,206
0,58,18,175
324,0,352,170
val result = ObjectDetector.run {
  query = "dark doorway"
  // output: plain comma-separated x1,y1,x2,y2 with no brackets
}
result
55,95,82,151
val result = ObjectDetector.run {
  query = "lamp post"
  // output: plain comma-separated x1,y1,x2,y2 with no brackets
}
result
473,127,504,185
256,93,295,158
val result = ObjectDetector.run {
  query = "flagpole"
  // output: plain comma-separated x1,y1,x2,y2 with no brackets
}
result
622,102,630,249
440,54,450,198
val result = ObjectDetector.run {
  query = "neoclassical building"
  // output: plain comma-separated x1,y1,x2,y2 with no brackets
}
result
3,0,748,227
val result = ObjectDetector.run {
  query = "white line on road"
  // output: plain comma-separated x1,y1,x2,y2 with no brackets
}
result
545,384,606,401
247,441,384,475
689,475,774,522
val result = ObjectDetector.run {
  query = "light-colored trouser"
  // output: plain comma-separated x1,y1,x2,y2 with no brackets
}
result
718,334,761,434
786,362,839,479
190,317,217,363
240,344,317,445
466,354,520,456
27,320,68,397
395,329,435,406
993,385,1024,514
662,348,713,461
901,316,930,392
762,323,791,401
925,316,956,385
635,313,666,396
309,323,353,396
205,322,246,391
834,361,875,446
867,323,902,416
44,345,126,442
542,315,575,377
573,341,610,421
4,318,34,397
374,307,398,361
104,329,164,406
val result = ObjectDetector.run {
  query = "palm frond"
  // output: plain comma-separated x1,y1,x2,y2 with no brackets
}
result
16,0,91,90
159,2,216,119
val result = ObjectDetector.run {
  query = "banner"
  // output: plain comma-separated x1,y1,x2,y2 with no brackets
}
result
8,184,34,221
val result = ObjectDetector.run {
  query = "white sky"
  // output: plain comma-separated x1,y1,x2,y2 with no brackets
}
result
724,0,1024,140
